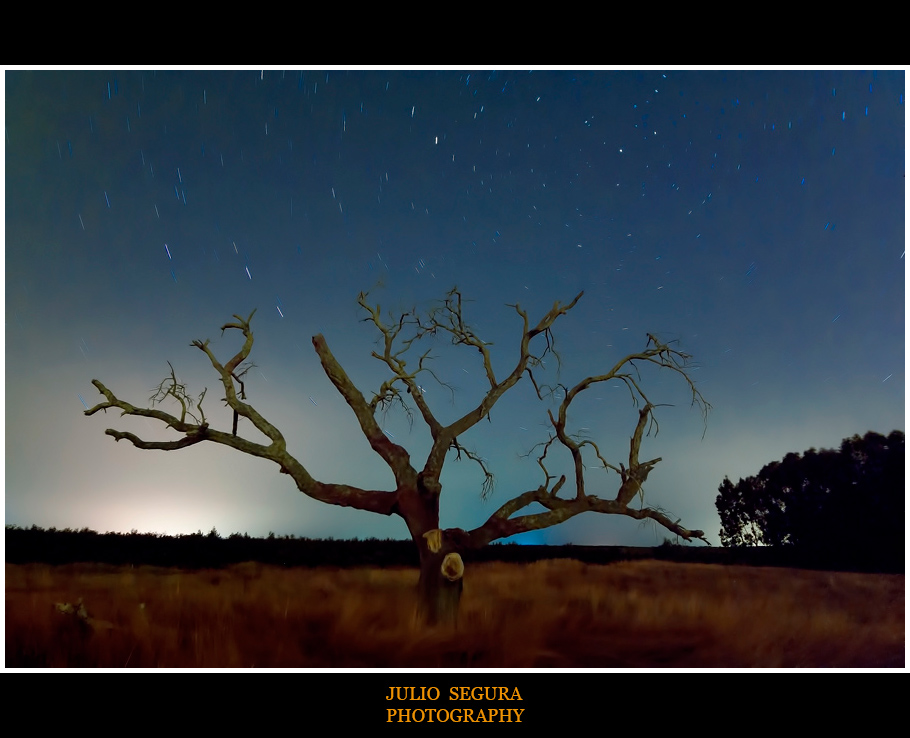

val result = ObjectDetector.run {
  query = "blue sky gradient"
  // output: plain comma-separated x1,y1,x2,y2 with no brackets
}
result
4,69,905,546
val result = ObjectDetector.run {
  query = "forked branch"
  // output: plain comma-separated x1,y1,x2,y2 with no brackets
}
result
85,312,399,517
456,332,711,547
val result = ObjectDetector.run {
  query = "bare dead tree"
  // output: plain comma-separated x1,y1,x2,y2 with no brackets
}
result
85,289,710,625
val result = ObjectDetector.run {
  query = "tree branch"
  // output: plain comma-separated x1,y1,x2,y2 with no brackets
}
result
85,315,400,518
423,288,586,487
352,288,586,502
188,310,287,447
311,333,417,488
456,332,711,547
459,477,709,548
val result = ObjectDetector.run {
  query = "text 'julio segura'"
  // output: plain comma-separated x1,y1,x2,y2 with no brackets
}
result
386,686,524,723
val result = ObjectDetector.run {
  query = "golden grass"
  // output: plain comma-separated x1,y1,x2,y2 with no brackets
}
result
5,559,903,668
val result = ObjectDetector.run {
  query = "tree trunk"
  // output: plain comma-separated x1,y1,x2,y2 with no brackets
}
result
416,529,464,626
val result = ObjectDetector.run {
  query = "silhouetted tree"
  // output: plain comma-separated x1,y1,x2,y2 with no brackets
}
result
716,430,904,556
85,288,710,624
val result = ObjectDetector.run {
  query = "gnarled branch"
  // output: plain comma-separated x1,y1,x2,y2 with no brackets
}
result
352,287,586,502
85,315,399,518
461,332,711,547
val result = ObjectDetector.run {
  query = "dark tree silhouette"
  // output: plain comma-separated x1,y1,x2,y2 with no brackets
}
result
85,288,710,624
716,430,904,556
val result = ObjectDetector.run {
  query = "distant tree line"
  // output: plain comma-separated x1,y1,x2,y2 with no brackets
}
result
5,523,902,573
4,525,418,569
716,430,903,571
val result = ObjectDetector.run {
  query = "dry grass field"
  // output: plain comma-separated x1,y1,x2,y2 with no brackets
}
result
5,559,904,668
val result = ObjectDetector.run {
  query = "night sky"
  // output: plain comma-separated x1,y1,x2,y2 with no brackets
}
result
4,69,905,546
